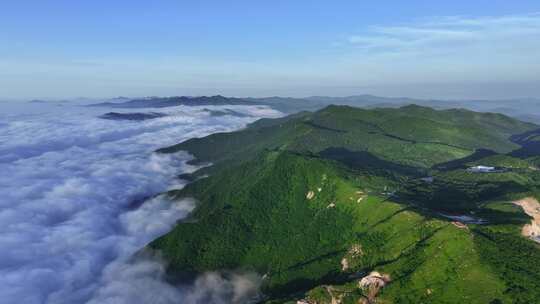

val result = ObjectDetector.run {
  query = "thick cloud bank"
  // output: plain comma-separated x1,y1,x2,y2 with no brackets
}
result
0,102,280,304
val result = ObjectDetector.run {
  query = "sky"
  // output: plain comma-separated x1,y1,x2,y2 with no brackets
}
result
1,0,540,100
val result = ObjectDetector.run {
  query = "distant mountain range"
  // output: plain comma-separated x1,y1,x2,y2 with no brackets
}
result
98,112,168,121
88,94,540,123
88,95,254,108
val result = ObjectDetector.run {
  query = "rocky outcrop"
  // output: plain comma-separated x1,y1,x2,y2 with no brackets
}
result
514,197,540,242
358,271,391,303
341,244,364,271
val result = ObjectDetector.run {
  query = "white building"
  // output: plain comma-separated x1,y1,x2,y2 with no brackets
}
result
467,165,496,173
420,176,434,183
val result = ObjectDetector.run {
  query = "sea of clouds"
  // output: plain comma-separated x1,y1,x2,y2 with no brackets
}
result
0,101,281,304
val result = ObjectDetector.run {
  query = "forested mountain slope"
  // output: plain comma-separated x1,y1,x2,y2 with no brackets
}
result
150,105,540,304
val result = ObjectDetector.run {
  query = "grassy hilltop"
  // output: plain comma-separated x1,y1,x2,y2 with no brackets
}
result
150,105,540,304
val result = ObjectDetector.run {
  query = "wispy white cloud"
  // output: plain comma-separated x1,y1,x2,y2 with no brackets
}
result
347,13,540,56
323,12,540,95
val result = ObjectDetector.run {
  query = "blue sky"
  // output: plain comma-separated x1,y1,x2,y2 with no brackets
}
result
1,1,540,99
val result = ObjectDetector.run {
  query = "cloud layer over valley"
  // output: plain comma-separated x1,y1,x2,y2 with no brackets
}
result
0,101,281,303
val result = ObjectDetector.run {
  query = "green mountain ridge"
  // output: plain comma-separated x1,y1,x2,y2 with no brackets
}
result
150,105,540,303
159,105,536,170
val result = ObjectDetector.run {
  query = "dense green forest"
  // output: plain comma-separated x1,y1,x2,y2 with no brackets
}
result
150,105,540,303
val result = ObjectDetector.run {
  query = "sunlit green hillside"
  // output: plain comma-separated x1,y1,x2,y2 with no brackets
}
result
150,105,540,303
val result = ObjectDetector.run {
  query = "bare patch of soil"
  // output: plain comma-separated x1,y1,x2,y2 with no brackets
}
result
514,197,540,242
